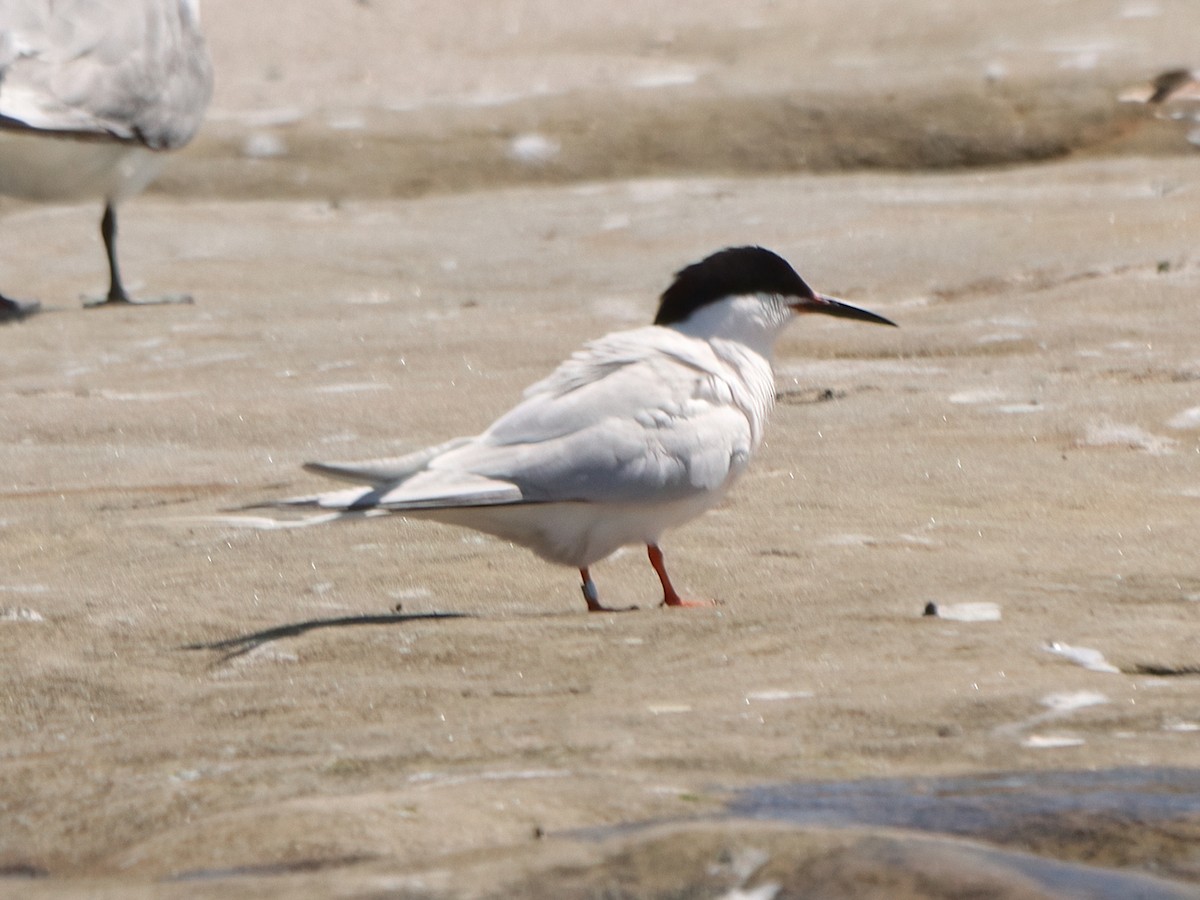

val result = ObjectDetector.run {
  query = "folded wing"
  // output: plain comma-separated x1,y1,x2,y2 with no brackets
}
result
285,327,755,512
0,0,211,148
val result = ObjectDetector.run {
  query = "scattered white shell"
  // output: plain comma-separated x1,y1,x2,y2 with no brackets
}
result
388,587,433,602
744,690,814,702
949,388,1005,405
1040,691,1109,712
0,607,44,622
935,602,1001,622
508,133,560,166
996,403,1044,414
1079,420,1175,455
1167,406,1200,430
1022,734,1086,749
630,68,698,90
1044,642,1120,674
1163,719,1200,732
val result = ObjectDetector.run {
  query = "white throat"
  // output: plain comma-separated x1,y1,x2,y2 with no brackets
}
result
669,293,794,360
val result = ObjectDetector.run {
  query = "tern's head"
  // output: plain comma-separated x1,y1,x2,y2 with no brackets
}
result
1147,68,1197,104
654,246,895,350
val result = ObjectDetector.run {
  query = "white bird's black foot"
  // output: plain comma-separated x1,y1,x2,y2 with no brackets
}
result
83,291,194,309
579,568,638,613
82,202,194,309
0,294,41,321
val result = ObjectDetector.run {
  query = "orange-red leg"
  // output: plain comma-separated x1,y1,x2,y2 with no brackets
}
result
647,544,714,608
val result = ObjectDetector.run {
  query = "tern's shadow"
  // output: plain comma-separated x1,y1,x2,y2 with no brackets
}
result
182,612,472,662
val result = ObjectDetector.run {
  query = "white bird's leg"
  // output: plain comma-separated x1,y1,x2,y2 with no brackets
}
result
85,203,193,308
647,544,715,608
101,202,130,303
579,568,636,613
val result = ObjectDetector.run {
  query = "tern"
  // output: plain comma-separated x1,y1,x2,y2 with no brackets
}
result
0,0,212,320
1120,68,1200,111
1119,68,1200,148
262,247,896,612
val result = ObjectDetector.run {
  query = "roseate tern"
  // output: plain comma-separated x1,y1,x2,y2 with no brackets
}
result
1119,68,1200,148
258,246,896,612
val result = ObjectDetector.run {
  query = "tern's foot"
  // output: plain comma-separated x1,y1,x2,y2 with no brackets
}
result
0,295,41,321
661,595,719,609
83,292,194,309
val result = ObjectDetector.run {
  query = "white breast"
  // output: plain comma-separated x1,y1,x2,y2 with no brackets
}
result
0,131,164,201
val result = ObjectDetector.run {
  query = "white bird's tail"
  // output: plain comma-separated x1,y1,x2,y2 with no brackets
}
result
244,436,526,514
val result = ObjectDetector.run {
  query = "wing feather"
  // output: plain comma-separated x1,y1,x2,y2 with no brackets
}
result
290,326,758,512
303,437,473,486
431,327,754,503
0,0,211,147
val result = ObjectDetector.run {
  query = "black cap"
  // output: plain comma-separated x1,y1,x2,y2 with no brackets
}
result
654,246,816,327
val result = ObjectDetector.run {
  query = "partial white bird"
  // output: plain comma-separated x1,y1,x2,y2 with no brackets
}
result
1120,68,1200,113
258,247,897,612
1119,68,1200,149
0,0,212,320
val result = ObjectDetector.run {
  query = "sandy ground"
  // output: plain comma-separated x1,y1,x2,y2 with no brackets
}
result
3,1,1200,897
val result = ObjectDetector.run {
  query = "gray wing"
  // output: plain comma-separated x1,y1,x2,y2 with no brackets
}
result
299,438,525,510
292,329,756,512
303,438,475,486
425,329,756,505
0,0,212,148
